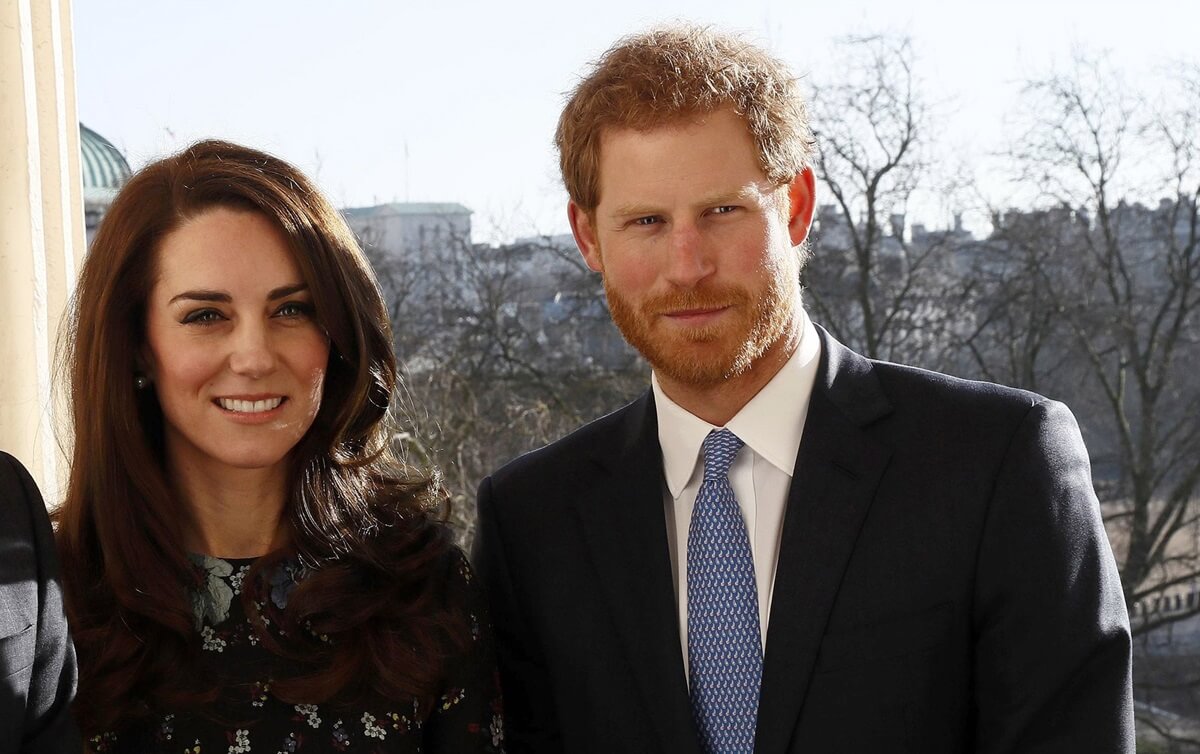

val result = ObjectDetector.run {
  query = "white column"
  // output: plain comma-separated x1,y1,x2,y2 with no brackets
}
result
0,0,83,503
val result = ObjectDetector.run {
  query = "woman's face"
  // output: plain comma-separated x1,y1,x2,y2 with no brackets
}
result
143,207,331,480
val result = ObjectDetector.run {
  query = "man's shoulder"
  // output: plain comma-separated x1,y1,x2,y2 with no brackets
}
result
875,359,1063,440
872,358,1044,411
0,451,40,531
818,327,1052,429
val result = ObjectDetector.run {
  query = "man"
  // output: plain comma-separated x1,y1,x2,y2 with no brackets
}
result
0,451,79,752
473,25,1133,753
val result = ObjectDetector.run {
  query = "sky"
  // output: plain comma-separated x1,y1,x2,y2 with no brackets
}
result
73,0,1198,243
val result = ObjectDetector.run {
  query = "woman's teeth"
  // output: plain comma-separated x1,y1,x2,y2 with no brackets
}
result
218,397,283,413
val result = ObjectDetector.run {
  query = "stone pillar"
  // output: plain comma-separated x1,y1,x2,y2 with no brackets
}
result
0,0,83,503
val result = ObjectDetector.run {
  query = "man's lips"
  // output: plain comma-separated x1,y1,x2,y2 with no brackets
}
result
660,305,731,322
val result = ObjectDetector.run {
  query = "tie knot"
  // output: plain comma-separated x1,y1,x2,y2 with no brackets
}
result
701,429,744,482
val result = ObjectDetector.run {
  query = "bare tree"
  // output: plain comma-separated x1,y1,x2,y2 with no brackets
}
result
803,34,962,366
360,226,645,547
985,57,1200,735
951,205,1084,394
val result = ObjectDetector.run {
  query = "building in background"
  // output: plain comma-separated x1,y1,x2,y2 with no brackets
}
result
79,123,131,245
342,202,472,260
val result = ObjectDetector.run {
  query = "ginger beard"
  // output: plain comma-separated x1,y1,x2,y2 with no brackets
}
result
601,251,798,388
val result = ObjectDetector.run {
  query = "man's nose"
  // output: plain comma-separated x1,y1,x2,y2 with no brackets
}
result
228,323,277,378
663,222,716,288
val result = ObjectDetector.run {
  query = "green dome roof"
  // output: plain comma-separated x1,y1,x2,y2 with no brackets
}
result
80,123,130,203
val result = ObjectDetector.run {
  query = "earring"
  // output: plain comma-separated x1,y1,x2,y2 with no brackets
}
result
134,374,150,390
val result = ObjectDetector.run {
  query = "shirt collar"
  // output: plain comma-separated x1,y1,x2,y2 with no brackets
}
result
652,308,821,499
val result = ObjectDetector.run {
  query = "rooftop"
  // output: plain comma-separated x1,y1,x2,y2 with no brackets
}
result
80,123,131,204
342,202,473,219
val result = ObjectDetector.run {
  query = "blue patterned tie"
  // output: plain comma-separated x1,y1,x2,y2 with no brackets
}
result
688,429,761,754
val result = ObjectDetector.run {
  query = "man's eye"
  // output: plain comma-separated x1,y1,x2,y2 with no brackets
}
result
181,309,223,325
633,216,661,226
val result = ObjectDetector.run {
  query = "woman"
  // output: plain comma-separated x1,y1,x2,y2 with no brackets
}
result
54,140,503,752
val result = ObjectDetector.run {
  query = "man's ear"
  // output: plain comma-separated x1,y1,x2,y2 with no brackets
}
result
568,201,603,273
786,168,817,247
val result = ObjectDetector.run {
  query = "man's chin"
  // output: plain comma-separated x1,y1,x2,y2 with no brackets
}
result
641,343,746,388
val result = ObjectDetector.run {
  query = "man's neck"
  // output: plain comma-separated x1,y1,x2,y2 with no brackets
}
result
656,322,801,427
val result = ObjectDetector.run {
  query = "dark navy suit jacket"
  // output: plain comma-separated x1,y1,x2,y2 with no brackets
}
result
0,452,80,753
474,328,1134,753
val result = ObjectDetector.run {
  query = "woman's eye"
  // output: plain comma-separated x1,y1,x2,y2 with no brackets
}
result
711,205,737,215
181,309,224,325
276,301,315,318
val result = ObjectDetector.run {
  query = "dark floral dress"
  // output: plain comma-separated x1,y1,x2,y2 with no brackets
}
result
88,551,504,753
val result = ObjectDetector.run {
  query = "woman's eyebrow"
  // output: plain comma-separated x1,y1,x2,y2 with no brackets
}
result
169,289,230,305
268,283,308,300
167,283,308,305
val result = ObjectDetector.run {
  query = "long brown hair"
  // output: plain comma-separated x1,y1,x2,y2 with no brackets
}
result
55,140,460,732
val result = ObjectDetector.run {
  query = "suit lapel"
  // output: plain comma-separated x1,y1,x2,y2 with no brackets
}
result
572,392,703,754
755,329,894,754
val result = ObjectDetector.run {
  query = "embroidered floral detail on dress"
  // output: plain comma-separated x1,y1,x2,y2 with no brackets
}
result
361,712,386,740
189,554,235,629
226,728,250,753
437,688,466,712
275,731,301,754
304,619,331,643
183,740,202,754
251,680,270,708
201,625,227,653
230,565,251,595
156,714,175,742
88,732,118,752
330,719,350,751
379,707,416,734
490,714,503,748
269,559,306,609
294,703,321,728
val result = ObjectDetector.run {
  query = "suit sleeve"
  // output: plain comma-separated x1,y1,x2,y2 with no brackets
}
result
472,476,563,754
971,400,1134,753
1,453,81,753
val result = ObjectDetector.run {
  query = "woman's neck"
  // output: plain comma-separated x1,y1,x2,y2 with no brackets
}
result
169,452,290,559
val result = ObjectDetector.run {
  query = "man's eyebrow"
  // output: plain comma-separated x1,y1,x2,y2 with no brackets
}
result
609,203,661,219
609,186,767,219
698,185,764,206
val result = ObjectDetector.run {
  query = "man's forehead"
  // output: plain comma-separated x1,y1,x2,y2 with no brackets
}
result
592,110,771,209
596,108,744,146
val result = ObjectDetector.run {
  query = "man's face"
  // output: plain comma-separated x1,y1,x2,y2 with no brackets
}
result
570,108,814,388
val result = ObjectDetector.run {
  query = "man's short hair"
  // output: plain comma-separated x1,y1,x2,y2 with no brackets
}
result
556,24,815,212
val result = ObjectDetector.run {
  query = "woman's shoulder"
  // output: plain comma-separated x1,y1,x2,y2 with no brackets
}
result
440,544,483,603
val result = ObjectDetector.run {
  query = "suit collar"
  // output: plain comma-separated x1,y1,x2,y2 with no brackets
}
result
813,324,893,427
755,326,894,754
575,391,704,754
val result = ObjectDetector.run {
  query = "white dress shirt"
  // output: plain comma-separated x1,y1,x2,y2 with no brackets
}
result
653,309,821,675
